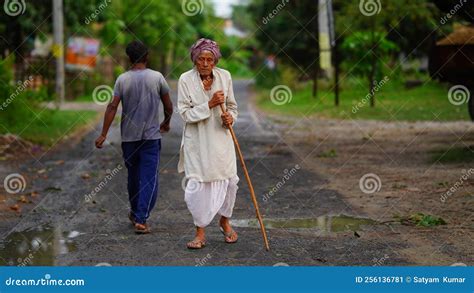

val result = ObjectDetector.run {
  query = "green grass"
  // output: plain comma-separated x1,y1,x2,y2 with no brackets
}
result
75,94,94,103
396,213,447,227
0,109,98,145
257,79,471,121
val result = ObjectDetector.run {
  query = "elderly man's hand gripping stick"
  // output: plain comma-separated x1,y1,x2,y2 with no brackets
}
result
208,90,225,109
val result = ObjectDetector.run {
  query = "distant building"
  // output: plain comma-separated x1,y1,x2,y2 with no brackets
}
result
429,25,474,87
429,25,474,120
223,19,247,38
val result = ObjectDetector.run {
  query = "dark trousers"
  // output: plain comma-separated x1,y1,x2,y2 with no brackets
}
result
121,139,161,224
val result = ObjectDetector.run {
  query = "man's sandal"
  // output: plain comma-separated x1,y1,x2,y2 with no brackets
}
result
187,238,207,249
219,227,238,244
134,223,150,234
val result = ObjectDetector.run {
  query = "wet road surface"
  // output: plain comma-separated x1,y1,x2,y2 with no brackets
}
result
0,80,412,266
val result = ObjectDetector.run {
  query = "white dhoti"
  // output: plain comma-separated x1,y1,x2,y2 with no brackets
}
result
185,176,239,227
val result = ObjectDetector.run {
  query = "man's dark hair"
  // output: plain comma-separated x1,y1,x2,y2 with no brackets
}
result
126,41,149,64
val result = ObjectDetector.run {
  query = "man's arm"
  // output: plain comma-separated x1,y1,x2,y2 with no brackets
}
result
160,93,173,133
95,96,120,148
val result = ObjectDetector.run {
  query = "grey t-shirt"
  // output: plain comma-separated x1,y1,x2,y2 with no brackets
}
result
113,69,170,142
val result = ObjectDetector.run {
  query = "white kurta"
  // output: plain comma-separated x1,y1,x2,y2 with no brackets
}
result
177,67,238,182
177,67,239,227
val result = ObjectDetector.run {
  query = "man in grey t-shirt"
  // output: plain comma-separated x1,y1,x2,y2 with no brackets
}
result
114,66,170,142
95,41,173,234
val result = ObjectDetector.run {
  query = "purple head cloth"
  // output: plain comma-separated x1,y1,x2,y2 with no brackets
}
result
190,38,222,64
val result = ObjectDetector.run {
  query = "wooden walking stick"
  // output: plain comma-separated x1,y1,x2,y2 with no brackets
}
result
219,103,270,251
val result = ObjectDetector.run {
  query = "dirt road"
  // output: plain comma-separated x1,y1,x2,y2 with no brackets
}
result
0,80,471,266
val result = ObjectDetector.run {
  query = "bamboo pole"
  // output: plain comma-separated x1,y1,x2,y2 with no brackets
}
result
219,104,270,251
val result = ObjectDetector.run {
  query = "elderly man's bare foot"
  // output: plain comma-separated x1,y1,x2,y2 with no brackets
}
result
219,216,238,243
187,227,206,249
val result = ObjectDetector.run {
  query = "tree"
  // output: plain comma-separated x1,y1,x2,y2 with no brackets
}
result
99,0,213,77
341,31,398,106
0,0,101,60
248,0,320,94
333,0,441,57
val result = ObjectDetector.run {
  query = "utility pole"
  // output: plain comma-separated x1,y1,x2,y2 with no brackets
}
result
327,0,339,106
312,0,320,98
53,0,65,106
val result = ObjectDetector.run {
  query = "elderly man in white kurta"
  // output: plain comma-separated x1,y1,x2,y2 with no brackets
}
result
178,38,239,249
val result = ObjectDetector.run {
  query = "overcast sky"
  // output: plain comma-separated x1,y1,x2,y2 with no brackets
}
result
209,0,243,18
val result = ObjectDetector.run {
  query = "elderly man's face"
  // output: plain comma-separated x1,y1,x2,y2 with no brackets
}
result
195,51,215,76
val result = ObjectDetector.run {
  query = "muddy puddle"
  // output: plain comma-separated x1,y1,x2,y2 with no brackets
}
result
0,225,81,266
231,214,378,233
